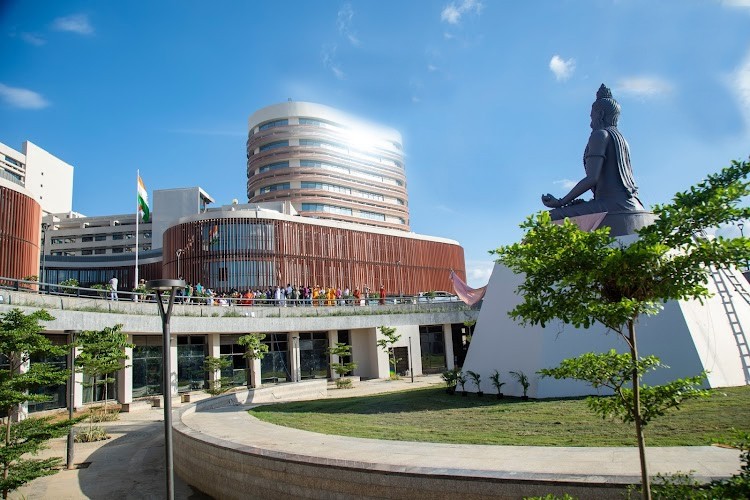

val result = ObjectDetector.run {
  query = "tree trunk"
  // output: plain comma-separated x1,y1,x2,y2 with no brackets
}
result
628,319,651,500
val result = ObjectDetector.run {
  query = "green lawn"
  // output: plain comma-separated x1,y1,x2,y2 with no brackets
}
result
249,385,750,446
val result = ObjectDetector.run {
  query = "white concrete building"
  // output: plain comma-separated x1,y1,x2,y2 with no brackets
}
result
0,141,74,215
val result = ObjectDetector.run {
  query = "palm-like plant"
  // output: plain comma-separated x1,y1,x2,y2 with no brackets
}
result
466,370,483,396
456,372,468,395
509,370,530,399
490,369,506,398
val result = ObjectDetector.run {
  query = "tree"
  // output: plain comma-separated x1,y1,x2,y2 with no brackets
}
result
0,309,73,498
238,333,269,388
75,324,133,431
327,342,358,388
376,326,401,379
492,159,750,499
202,356,233,395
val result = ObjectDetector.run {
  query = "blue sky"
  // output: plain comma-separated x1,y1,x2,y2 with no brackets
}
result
1,0,749,287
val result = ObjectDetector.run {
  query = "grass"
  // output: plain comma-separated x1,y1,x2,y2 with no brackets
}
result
249,385,750,446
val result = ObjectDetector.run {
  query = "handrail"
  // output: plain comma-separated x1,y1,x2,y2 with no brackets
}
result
0,276,470,309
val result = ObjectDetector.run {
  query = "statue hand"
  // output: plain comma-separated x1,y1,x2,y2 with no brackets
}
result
542,194,562,208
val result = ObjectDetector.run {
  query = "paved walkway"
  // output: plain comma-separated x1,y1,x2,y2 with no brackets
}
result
16,376,744,499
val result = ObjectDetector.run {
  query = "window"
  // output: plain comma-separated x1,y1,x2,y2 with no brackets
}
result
259,140,288,152
301,203,352,216
82,236,93,242
299,139,321,147
94,249,106,255
142,231,152,238
299,332,329,379
358,210,386,222
260,119,287,131
358,190,384,201
259,119,288,131
112,233,124,240
94,235,106,241
301,181,351,195
298,118,324,126
259,182,290,194
112,248,124,254
81,250,93,255
258,161,289,174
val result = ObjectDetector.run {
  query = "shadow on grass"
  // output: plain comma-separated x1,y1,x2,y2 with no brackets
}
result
249,386,588,416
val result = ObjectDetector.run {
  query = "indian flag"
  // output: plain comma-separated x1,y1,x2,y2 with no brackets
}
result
137,175,150,222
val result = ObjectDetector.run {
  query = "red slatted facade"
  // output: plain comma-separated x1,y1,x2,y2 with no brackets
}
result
163,217,464,294
0,184,41,280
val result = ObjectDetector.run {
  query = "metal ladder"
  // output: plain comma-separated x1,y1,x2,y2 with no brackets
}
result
710,267,750,383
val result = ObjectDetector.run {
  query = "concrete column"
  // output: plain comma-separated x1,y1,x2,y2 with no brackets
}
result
249,358,262,388
117,343,132,405
170,335,179,396
289,332,301,382
443,323,455,370
207,333,221,387
327,330,338,379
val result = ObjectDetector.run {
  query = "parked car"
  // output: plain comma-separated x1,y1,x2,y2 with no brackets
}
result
418,291,457,303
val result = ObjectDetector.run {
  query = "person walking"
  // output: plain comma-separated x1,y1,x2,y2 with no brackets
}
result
108,275,119,301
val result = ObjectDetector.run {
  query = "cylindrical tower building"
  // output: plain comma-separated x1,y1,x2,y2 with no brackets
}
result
246,102,409,231
0,178,41,281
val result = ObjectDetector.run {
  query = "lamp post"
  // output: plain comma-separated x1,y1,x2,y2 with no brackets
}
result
147,278,186,500
40,222,49,291
65,329,80,470
175,249,184,278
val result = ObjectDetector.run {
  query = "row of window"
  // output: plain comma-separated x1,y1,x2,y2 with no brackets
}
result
259,119,288,131
257,139,401,169
53,232,153,244
259,183,290,194
51,245,152,256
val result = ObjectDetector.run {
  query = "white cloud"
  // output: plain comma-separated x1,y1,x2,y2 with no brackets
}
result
52,14,94,35
322,44,345,80
549,55,575,82
0,83,49,109
435,204,456,214
616,76,673,98
553,179,577,190
443,32,455,40
337,4,360,46
730,48,750,127
428,64,438,72
21,33,45,46
441,0,483,25
465,260,494,288
722,0,750,8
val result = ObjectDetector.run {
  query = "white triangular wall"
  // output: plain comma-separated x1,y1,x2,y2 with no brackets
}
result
462,263,750,398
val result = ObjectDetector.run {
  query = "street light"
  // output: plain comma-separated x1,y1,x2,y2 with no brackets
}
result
40,222,49,291
65,329,81,470
147,278,186,500
175,249,184,278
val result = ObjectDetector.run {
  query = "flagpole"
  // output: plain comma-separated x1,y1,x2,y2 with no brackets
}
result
135,170,140,296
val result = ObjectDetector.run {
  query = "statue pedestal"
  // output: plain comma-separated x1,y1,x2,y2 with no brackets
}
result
461,259,750,398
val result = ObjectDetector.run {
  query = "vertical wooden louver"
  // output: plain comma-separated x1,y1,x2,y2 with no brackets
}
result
0,185,41,280
163,217,465,294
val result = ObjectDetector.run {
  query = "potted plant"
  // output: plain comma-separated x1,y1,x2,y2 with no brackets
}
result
466,370,483,396
456,372,468,396
509,370,530,400
441,368,460,395
490,369,506,399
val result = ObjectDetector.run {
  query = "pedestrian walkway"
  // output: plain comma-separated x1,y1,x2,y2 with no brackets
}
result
15,375,744,499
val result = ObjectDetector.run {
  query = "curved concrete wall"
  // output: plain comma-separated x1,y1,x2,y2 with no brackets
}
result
173,383,626,500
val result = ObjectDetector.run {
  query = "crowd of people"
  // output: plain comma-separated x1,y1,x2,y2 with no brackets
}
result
174,282,390,307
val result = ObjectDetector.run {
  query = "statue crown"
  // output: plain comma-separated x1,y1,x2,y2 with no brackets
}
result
596,84,613,100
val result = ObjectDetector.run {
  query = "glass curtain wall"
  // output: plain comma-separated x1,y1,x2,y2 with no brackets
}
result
132,336,163,397
177,335,207,392
261,334,290,383
299,332,329,379
220,335,248,386
28,334,67,413
419,325,446,374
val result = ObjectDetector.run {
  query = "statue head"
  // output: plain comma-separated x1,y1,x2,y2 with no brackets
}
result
590,84,621,128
